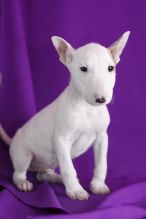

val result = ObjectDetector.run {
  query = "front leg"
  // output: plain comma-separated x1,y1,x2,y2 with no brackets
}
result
90,131,110,194
55,137,89,200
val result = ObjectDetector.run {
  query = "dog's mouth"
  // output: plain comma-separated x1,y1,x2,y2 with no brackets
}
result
93,96,108,106
95,102,106,106
94,95,112,106
85,95,112,107
95,97,106,104
86,98,107,107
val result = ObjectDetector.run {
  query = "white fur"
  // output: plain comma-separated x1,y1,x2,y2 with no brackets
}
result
0,32,130,200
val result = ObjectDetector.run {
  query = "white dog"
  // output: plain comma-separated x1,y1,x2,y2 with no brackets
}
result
0,32,130,200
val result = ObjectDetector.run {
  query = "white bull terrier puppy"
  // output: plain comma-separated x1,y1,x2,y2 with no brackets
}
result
0,32,130,200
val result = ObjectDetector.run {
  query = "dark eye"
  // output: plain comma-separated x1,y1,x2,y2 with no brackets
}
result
108,65,114,72
80,66,88,72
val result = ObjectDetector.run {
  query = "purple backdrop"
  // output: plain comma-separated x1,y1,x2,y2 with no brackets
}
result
0,0,146,218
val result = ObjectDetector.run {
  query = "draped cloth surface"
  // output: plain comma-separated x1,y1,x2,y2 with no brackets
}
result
0,1,146,218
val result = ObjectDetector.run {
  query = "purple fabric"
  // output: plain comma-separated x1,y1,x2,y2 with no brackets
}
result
0,0,146,218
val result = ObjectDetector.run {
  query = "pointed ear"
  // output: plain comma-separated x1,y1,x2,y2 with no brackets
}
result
51,36,74,65
108,31,130,64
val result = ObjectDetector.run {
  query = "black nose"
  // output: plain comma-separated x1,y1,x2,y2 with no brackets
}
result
95,97,106,104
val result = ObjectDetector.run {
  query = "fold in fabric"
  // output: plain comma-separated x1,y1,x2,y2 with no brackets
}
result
0,142,146,218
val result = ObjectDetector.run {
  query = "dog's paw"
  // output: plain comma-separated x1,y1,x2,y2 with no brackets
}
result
90,179,110,195
66,186,89,200
16,179,33,192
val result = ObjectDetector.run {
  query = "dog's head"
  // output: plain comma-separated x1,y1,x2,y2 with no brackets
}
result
52,32,130,106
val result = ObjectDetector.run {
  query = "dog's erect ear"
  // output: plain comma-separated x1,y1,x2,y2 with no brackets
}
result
51,36,74,65
108,31,130,64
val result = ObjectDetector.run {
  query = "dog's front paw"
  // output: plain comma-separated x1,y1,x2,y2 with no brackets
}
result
90,179,110,195
66,186,89,200
15,179,33,192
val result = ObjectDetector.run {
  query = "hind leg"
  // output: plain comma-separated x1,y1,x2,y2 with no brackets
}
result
10,137,33,192
37,169,62,183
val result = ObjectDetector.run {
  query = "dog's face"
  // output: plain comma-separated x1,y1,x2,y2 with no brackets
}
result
68,44,116,106
52,32,130,106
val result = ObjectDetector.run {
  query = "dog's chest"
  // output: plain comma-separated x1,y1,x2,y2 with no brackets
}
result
70,107,109,158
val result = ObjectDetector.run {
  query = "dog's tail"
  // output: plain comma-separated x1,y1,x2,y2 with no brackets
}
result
0,124,12,145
